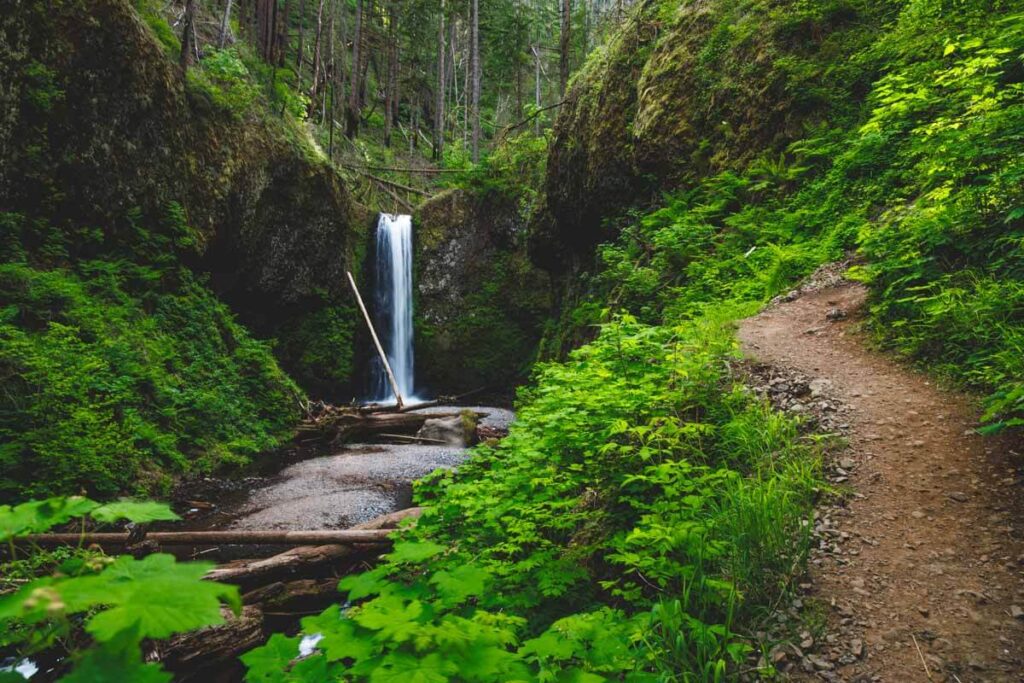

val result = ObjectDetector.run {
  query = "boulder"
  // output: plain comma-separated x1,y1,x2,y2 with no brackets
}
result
416,410,479,447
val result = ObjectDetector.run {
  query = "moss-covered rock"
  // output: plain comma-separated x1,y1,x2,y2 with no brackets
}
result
0,0,368,496
0,0,366,393
535,0,887,266
414,189,551,395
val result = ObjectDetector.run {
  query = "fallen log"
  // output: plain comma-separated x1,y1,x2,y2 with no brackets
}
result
147,605,264,677
242,577,339,612
204,507,422,588
297,410,474,444
21,529,392,547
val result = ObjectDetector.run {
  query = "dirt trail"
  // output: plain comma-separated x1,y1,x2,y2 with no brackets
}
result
739,281,1024,682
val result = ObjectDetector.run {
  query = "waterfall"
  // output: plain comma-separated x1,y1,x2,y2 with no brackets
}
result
369,214,417,403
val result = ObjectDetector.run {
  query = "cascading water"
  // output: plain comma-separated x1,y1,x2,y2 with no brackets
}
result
369,214,418,403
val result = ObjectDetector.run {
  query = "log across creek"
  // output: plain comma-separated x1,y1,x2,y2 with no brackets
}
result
144,507,424,678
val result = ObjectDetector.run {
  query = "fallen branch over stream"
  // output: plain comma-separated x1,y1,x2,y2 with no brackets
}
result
203,507,423,588
21,528,393,547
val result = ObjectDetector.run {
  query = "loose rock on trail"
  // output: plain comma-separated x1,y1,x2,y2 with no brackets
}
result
739,279,1024,682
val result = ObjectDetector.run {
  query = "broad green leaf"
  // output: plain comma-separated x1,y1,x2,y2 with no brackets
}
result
384,540,446,564
429,564,488,605
338,567,391,601
90,500,180,524
52,554,239,641
241,633,302,681
369,652,454,683
0,497,98,541
58,632,171,683
301,606,378,663
351,596,424,642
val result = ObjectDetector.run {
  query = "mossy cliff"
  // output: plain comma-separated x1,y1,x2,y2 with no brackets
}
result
0,0,365,497
533,0,889,264
413,189,551,396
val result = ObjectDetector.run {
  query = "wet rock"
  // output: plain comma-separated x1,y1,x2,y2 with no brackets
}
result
417,411,478,447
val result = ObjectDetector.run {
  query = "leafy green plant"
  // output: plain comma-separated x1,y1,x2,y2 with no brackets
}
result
0,497,237,681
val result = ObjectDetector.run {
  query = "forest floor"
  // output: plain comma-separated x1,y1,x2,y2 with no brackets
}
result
739,281,1024,682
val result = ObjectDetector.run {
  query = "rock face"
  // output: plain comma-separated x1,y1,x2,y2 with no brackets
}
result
0,0,366,394
532,0,884,268
413,189,551,395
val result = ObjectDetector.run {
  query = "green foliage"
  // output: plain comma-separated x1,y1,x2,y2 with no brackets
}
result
244,313,820,681
570,2,1024,431
449,132,550,209
0,497,236,682
186,48,261,118
0,212,303,499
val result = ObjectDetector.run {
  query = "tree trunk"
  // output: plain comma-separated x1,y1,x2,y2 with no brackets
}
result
309,0,327,116
533,44,541,134
383,5,395,147
433,0,445,160
180,0,197,70
470,0,480,162
560,0,571,96
346,0,364,137
218,0,233,48
296,0,307,86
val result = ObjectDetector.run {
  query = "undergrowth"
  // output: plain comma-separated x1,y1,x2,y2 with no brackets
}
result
241,312,821,681
0,210,302,499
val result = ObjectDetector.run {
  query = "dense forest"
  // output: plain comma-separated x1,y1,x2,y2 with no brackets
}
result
1,0,1023,680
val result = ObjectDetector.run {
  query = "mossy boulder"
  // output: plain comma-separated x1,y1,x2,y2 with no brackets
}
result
535,0,885,266
413,189,551,395
0,0,366,393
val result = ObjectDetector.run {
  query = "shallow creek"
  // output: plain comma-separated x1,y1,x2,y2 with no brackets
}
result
189,406,513,534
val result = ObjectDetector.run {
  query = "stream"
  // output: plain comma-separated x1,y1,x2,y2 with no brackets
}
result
185,406,513,536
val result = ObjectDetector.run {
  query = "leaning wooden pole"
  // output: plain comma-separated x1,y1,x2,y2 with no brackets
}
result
346,270,404,409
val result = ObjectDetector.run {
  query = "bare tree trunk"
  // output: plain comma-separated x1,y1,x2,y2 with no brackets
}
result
470,0,480,162
559,0,571,96
383,7,394,147
433,0,445,160
218,0,233,48
180,0,197,70
346,0,364,138
296,0,307,87
533,44,541,134
309,0,327,116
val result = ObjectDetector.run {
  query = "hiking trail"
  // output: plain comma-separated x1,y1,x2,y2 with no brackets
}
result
739,280,1024,682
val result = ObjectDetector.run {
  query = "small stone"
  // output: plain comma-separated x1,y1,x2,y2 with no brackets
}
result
918,606,930,617
826,308,847,321
850,638,864,658
839,458,856,470
912,510,926,519
1011,605,1023,620
948,491,969,503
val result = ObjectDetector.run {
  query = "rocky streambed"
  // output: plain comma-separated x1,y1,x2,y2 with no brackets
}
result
187,406,513,535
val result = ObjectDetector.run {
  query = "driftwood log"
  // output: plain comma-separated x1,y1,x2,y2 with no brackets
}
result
203,507,423,589
146,605,264,677
22,529,393,547
296,409,486,445
151,508,423,676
